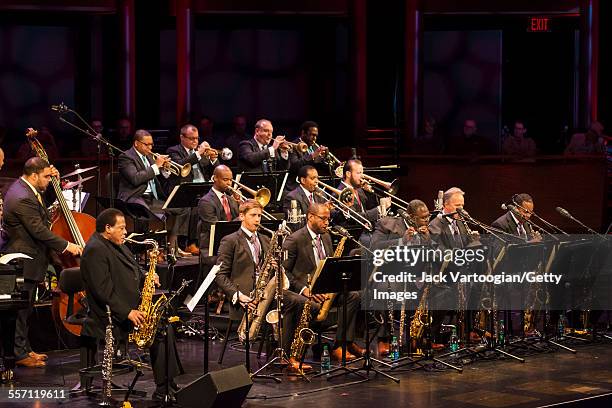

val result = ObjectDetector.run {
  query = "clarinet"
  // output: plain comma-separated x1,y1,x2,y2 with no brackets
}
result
100,305,115,406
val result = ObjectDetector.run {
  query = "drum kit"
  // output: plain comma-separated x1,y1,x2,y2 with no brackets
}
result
60,164,97,212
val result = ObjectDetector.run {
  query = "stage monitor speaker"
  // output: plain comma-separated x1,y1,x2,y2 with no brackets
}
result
176,364,252,408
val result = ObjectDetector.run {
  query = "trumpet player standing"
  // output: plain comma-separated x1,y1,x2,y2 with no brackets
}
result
117,129,190,256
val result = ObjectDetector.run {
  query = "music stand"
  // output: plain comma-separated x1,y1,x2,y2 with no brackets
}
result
162,182,213,209
310,256,367,380
237,172,287,210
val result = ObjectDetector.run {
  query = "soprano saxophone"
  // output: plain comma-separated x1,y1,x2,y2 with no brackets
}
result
127,238,166,349
100,305,115,406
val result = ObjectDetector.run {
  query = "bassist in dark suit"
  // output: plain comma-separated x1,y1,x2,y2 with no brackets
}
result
3,158,82,368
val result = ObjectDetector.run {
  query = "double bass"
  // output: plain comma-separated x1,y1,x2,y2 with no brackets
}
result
26,128,96,336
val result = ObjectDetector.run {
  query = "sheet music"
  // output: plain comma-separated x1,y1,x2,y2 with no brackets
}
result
184,263,221,312
61,191,90,211
277,172,289,202
162,185,181,210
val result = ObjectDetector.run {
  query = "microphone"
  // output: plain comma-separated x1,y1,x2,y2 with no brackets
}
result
288,200,300,224
51,103,68,113
556,207,572,219
332,225,351,237
436,210,459,219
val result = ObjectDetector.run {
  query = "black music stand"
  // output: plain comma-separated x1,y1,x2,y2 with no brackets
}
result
310,256,367,381
162,182,213,210
237,172,287,209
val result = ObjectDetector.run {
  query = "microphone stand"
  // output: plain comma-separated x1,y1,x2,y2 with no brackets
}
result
557,209,603,237
52,104,124,209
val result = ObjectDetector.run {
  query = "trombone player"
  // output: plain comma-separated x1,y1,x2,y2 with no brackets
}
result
166,124,221,255
117,129,190,256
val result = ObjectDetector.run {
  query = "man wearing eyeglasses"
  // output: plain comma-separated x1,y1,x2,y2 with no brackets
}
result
165,124,220,255
118,129,189,256
283,202,364,362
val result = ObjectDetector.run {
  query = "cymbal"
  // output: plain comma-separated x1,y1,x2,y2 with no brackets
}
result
62,166,97,178
63,176,94,189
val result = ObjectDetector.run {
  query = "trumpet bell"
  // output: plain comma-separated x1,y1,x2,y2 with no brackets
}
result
220,147,233,161
179,163,192,177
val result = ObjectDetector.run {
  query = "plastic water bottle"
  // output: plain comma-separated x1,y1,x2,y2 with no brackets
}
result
320,345,331,373
498,319,505,346
449,327,459,354
558,315,566,340
390,336,399,361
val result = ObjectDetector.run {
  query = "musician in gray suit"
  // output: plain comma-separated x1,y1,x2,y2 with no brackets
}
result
117,130,189,256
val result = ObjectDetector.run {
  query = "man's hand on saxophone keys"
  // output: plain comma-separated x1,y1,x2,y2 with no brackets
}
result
302,287,327,304
238,292,257,311
128,310,146,326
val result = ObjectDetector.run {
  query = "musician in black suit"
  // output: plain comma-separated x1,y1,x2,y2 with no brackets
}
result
80,209,182,401
214,199,307,370
2,158,82,368
492,193,539,241
284,121,329,193
283,202,364,361
117,130,189,256
370,200,433,354
237,119,290,173
166,124,220,255
428,187,481,344
334,159,391,247
283,165,326,231
197,165,239,255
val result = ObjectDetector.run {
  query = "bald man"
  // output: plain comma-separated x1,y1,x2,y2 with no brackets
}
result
197,165,240,254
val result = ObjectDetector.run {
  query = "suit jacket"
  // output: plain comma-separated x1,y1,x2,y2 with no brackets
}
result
491,211,534,238
282,226,333,293
2,179,68,281
334,183,380,227
429,214,472,250
197,189,240,251
237,138,289,173
118,147,167,207
164,143,218,195
80,232,143,339
370,216,408,250
214,229,271,319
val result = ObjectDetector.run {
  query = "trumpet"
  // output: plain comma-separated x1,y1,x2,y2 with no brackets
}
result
315,181,373,231
204,147,233,161
281,140,308,153
151,152,191,177
226,180,276,220
312,142,344,177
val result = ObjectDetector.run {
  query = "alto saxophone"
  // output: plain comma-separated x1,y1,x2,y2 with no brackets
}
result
127,238,166,349
315,235,347,322
100,305,115,406
237,226,281,343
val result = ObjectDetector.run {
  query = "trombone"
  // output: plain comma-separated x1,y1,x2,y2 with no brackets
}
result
151,152,191,177
227,179,276,220
315,180,373,231
361,173,409,211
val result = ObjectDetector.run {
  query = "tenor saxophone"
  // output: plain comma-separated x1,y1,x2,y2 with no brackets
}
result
100,306,115,406
315,236,347,322
289,274,316,361
237,226,281,343
410,286,430,355
127,238,167,349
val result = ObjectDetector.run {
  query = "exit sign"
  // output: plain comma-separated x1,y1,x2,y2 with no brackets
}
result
527,17,552,32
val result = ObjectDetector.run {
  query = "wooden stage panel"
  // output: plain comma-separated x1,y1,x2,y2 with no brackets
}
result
396,156,608,232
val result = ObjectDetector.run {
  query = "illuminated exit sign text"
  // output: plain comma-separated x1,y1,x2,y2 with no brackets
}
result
527,17,552,32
